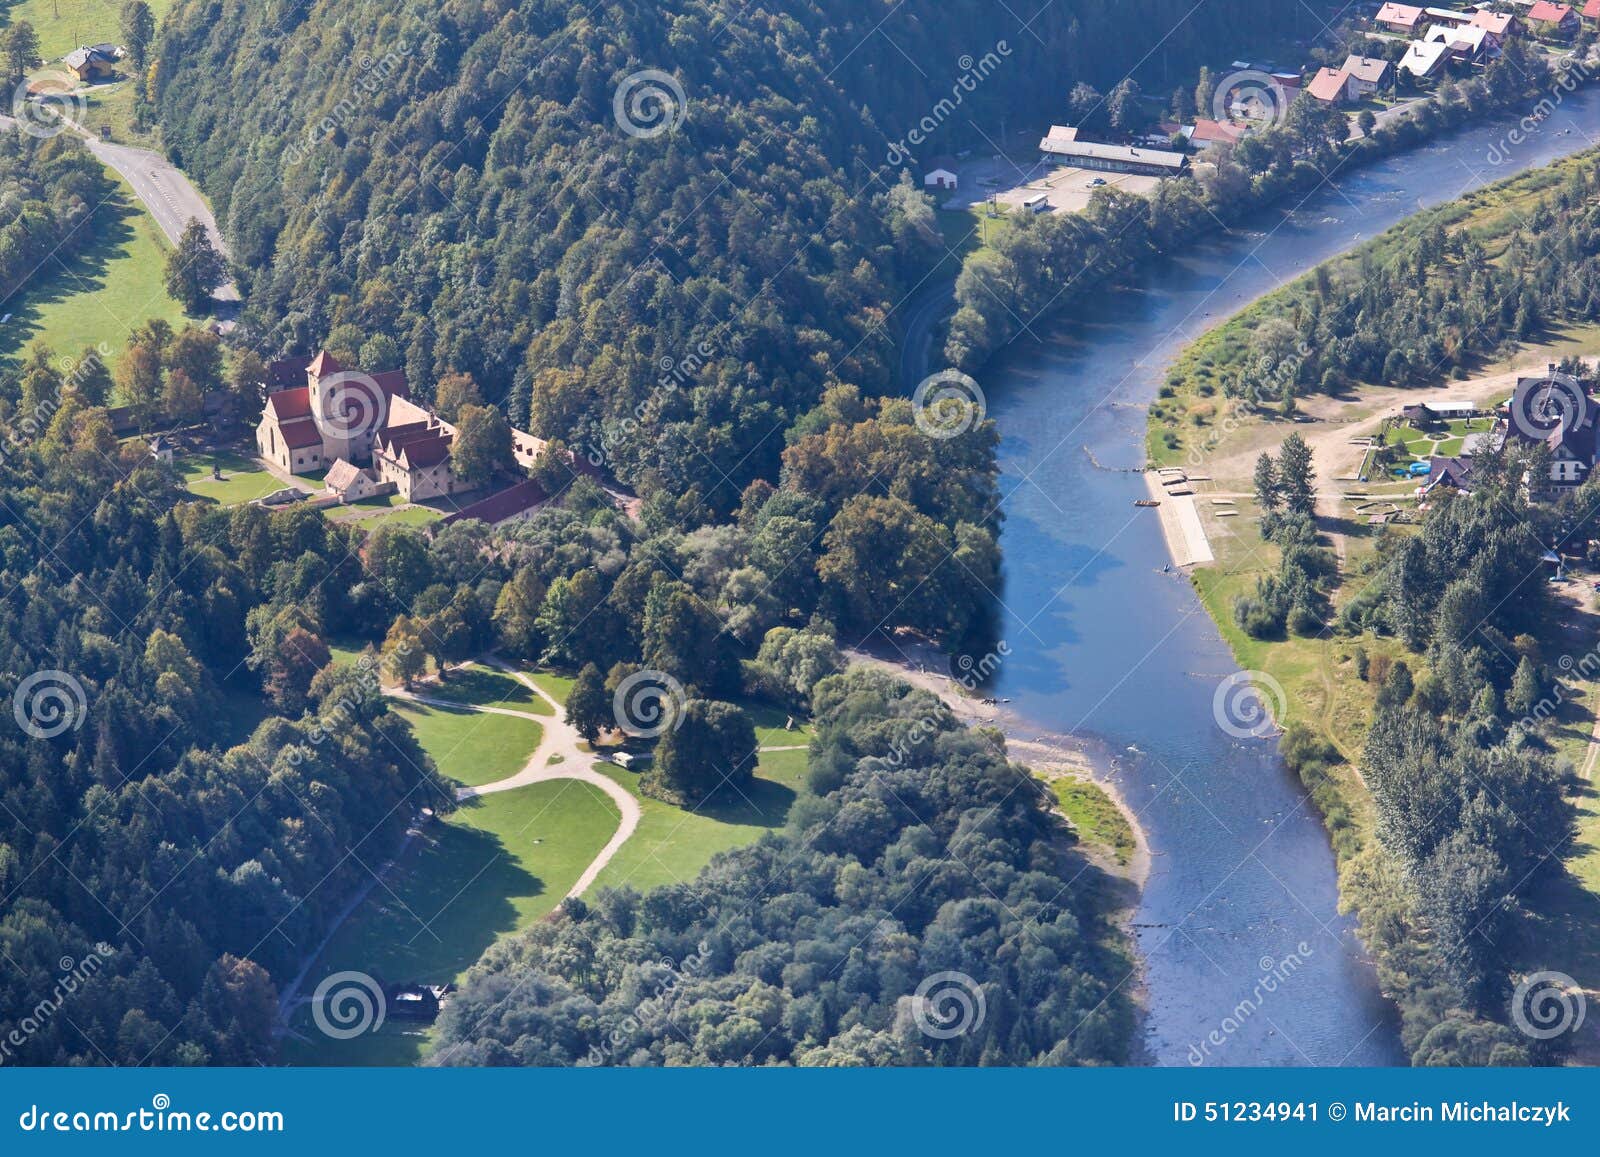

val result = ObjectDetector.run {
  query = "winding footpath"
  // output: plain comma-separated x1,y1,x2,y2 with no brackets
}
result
393,657,642,899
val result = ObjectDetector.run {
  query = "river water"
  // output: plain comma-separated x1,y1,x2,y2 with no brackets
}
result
981,87,1600,1066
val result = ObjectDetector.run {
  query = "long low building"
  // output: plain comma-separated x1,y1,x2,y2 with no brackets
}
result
1038,128,1188,176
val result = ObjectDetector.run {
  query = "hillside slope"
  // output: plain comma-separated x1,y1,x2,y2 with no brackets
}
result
152,0,1311,503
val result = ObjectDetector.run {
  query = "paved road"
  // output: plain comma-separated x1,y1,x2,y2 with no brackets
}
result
79,130,241,303
897,278,956,391
1,101,240,303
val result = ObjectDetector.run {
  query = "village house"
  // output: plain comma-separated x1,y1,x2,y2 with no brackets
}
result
1525,0,1579,36
1470,7,1519,37
1376,1,1427,32
63,44,121,81
1184,118,1249,150
1500,367,1598,493
1400,38,1452,80
923,168,957,191
1425,21,1498,59
1307,66,1351,105
1341,54,1392,98
1584,0,1600,26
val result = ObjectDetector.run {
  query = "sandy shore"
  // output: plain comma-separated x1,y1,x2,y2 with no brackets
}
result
844,638,1151,890
1143,471,1213,568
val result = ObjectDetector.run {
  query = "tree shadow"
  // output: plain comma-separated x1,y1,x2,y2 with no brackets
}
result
0,186,142,363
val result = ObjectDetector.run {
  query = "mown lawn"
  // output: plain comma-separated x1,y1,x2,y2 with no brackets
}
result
388,699,540,789
2,0,174,59
283,778,620,1066
178,450,278,505
426,663,548,714
0,173,191,368
588,746,807,895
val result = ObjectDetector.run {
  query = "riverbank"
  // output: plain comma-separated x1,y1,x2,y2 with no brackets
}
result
845,638,1152,891
1136,143,1600,1061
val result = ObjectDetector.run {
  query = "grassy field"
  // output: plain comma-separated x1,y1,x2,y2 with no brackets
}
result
1046,775,1137,867
423,664,548,714
0,174,191,367
178,449,279,505
388,699,541,789
589,746,807,895
283,777,620,1066
1,0,173,60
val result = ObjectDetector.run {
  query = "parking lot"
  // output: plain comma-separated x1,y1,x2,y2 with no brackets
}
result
938,150,1164,215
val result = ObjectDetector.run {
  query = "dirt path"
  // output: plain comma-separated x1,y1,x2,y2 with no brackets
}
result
391,658,642,900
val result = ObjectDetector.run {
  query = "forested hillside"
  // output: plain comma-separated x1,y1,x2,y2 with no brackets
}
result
152,0,1311,507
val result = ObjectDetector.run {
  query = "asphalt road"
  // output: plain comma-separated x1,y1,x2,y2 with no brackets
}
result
0,105,240,303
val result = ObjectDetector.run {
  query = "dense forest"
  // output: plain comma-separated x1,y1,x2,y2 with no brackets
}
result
430,666,1134,1066
151,0,1312,512
0,397,452,1063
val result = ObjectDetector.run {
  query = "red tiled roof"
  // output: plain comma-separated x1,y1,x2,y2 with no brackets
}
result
1471,9,1514,31
400,434,452,468
440,479,548,526
1584,0,1600,18
1190,118,1247,144
265,386,312,421
307,350,344,377
1376,1,1423,24
1527,0,1572,20
279,418,323,450
1306,67,1347,103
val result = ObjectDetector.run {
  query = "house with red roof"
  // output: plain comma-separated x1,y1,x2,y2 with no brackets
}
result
1185,118,1249,149
1526,0,1579,36
1306,67,1350,105
1581,0,1600,26
1375,2,1425,31
1470,8,1518,37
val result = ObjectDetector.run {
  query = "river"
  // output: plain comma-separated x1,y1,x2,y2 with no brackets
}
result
974,86,1600,1067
